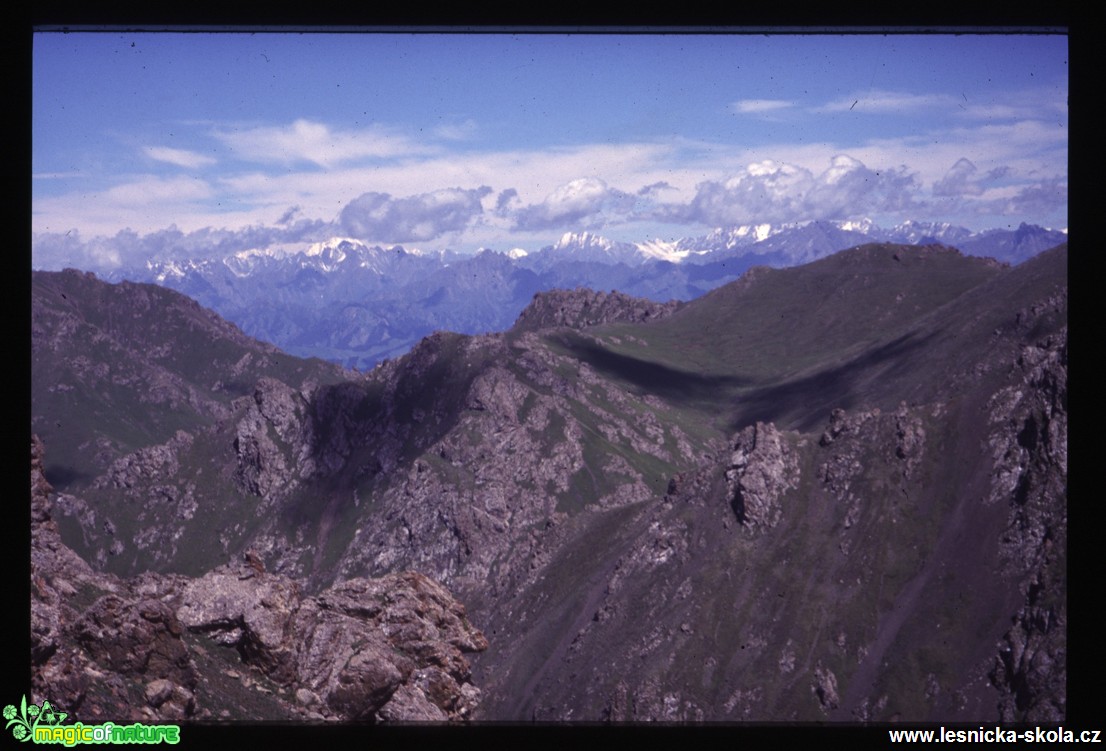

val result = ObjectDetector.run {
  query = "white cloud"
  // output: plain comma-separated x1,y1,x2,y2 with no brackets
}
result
101,175,213,205
211,141,682,226
818,90,955,114
958,86,1068,122
32,107,1067,253
143,145,217,169
514,177,636,231
656,156,920,227
33,171,88,180
339,186,492,243
214,119,436,168
731,99,794,114
34,175,222,237
933,158,984,197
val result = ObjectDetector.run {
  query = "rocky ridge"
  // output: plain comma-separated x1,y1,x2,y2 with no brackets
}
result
512,288,682,332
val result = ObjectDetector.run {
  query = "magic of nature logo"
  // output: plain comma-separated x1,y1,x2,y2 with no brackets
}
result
4,695,180,745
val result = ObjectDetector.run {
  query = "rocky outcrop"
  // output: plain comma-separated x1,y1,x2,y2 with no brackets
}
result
31,434,199,722
812,665,840,711
31,436,486,723
177,565,487,721
726,422,799,530
986,326,1067,722
513,288,681,332
233,377,316,501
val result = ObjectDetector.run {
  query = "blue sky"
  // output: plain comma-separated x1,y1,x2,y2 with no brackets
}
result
32,31,1067,269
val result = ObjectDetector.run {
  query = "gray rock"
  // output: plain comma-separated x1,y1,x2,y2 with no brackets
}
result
513,288,681,332
726,422,799,530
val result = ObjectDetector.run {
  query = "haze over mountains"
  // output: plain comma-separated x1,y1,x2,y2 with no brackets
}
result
30,237,1067,723
76,219,1067,371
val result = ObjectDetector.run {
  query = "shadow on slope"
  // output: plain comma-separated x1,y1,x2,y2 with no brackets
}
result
554,334,753,406
729,328,941,433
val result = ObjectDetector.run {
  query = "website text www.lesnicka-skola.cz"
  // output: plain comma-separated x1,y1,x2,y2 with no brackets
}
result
889,727,1101,744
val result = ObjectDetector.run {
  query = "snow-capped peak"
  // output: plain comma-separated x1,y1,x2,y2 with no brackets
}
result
635,238,689,263
835,217,875,234
306,237,365,257
701,223,777,249
147,259,188,283
554,231,613,251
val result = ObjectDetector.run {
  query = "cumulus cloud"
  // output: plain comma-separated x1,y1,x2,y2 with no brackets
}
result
338,186,492,243
805,155,919,217
1001,176,1068,217
933,158,985,197
686,161,811,225
513,177,636,231
32,230,106,270
143,145,216,169
654,156,920,227
215,119,434,168
174,219,333,258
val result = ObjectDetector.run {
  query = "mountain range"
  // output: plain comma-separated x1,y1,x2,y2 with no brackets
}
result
91,220,1067,371
30,239,1068,723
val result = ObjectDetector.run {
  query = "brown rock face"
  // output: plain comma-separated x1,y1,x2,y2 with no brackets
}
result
32,435,199,722
176,565,487,721
73,596,194,681
31,436,486,723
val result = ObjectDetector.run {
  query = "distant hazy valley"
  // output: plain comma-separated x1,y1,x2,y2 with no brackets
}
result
30,228,1067,723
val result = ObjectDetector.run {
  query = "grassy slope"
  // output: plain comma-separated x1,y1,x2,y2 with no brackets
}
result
560,245,1021,431
470,244,1067,720
31,270,350,490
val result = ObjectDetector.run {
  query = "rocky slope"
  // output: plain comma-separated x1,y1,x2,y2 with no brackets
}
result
469,295,1067,721
31,269,353,492
32,437,487,723
31,242,1068,722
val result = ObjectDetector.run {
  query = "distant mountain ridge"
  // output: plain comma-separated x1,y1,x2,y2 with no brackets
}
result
88,220,1066,370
